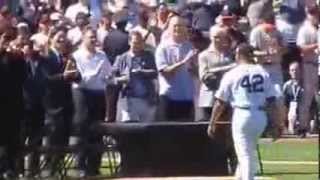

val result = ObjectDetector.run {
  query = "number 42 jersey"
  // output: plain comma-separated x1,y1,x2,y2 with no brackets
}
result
215,64,278,109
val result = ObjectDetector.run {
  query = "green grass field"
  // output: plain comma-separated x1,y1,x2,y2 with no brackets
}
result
258,138,319,180
97,137,320,180
98,137,318,180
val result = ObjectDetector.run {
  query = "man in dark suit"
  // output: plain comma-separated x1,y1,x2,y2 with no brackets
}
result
39,28,79,178
22,41,46,178
0,31,27,179
103,14,130,122
103,13,130,64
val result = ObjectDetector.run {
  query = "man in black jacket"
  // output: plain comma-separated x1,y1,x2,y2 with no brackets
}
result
0,31,27,179
40,28,79,178
103,13,130,64
22,41,46,178
103,13,130,122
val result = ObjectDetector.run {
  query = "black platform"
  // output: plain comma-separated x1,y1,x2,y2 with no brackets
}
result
95,122,230,177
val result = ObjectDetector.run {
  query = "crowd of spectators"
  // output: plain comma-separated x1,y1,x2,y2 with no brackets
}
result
0,0,319,179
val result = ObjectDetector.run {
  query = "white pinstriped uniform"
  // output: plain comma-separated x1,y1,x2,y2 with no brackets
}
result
215,64,277,180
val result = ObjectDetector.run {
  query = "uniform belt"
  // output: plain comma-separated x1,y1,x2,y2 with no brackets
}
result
234,105,266,111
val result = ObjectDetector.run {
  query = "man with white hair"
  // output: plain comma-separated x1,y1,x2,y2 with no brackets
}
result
198,25,235,121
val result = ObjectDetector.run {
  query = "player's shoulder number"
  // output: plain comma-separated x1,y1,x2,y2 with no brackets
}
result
240,73,264,93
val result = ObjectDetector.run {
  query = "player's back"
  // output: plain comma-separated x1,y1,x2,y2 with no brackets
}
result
224,64,275,109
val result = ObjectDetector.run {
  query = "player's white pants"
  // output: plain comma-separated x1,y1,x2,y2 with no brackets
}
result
232,108,267,180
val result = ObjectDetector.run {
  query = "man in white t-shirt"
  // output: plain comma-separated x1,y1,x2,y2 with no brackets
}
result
208,43,284,180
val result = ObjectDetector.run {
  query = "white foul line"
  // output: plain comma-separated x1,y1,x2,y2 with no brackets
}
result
262,160,318,165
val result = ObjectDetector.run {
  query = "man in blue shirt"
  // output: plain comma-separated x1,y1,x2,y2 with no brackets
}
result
155,15,198,121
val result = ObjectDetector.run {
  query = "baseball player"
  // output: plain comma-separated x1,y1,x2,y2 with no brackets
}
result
208,43,284,180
